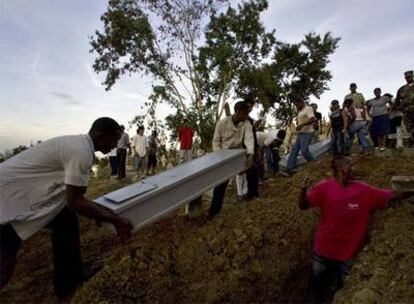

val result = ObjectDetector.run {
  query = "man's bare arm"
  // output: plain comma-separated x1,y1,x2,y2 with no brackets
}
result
66,185,132,239
391,191,414,201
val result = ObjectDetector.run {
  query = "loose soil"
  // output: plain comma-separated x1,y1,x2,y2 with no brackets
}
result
1,153,413,303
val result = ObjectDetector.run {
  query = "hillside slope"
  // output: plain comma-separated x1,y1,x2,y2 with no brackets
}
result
1,153,413,303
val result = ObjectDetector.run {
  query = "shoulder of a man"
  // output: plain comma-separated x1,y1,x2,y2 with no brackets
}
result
307,178,333,208
63,135,94,187
352,181,394,210
305,105,315,116
217,116,230,128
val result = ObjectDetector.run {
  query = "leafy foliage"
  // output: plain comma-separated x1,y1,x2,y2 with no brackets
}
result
237,32,340,125
90,0,339,151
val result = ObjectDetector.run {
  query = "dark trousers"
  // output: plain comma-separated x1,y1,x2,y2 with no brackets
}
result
0,207,82,299
109,156,118,175
311,253,353,304
331,129,345,155
389,116,402,134
246,161,260,199
116,148,127,178
209,180,229,217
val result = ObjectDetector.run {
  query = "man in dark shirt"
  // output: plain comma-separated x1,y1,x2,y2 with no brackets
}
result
328,100,344,155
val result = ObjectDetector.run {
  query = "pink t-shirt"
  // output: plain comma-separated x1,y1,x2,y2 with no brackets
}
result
307,178,394,261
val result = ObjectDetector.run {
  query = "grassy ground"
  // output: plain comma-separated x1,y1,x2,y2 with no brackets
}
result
1,152,413,303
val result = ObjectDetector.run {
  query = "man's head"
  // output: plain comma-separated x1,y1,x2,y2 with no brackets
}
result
331,155,354,182
311,103,318,111
89,117,122,154
343,98,354,108
244,98,255,113
350,83,357,93
272,129,287,147
330,99,340,111
233,101,250,122
374,87,381,98
404,70,413,84
294,100,305,111
137,126,144,135
290,94,305,111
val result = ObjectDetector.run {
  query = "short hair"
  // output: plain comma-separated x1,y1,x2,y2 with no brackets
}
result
289,93,304,103
331,155,353,175
374,87,381,92
277,129,286,140
350,83,357,88
343,98,354,106
404,70,413,76
89,117,121,136
234,101,249,112
331,99,339,105
384,93,393,98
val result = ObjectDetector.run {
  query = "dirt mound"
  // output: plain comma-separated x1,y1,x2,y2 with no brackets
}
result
1,153,413,303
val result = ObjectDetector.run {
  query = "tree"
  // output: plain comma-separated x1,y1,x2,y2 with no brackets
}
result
236,32,340,126
90,0,275,151
90,0,339,151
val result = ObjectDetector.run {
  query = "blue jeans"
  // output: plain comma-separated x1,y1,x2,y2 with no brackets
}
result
265,146,280,174
347,121,368,150
311,253,353,303
287,133,314,170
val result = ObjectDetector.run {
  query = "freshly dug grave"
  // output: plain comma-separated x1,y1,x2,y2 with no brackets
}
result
1,154,413,303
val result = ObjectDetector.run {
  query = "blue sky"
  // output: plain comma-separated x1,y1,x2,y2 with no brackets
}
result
0,0,413,152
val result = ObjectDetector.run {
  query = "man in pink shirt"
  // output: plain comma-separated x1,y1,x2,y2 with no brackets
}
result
299,156,413,303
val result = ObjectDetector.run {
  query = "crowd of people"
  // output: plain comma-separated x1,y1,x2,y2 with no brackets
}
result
1,70,413,302
327,70,414,156
107,119,196,181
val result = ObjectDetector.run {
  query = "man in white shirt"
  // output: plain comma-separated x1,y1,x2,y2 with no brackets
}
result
283,96,316,176
257,129,286,175
131,126,149,178
210,101,254,218
0,117,132,298
116,125,130,179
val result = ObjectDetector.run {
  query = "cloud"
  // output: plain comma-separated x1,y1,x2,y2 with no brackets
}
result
49,91,81,105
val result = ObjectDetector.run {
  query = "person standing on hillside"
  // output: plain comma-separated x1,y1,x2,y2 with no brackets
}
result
299,155,414,303
146,130,158,176
245,99,260,199
366,88,392,151
343,98,369,154
108,147,118,176
131,126,149,178
178,119,194,163
344,83,366,110
327,100,345,155
281,96,316,176
311,103,323,141
210,101,254,218
395,70,414,146
116,125,130,179
0,117,132,298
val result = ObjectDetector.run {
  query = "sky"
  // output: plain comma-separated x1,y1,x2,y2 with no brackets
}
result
0,0,413,152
